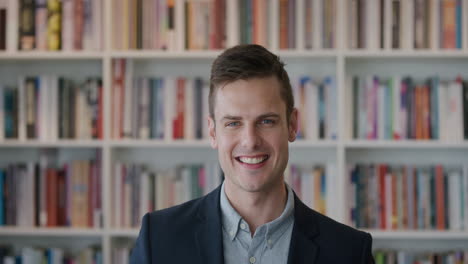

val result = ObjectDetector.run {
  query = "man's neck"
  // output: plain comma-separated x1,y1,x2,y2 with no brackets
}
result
224,181,288,235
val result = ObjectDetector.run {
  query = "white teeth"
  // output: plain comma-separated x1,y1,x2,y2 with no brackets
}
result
239,156,267,164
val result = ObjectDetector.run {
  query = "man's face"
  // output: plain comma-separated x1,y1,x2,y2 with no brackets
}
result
208,76,298,194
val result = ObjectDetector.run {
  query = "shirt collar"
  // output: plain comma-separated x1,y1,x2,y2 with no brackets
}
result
219,181,295,247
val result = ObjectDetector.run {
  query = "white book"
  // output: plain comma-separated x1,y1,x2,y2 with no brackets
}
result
18,77,26,141
447,81,463,141
366,0,378,50
50,76,59,141
312,0,322,49
448,170,462,230
348,0,359,49
365,76,375,138
296,0,305,50
114,163,122,228
326,163,336,218
400,0,413,49
123,59,134,138
92,0,102,50
7,0,18,52
139,78,150,139
164,78,176,140
82,0,93,50
184,78,195,140
35,0,47,50
139,170,149,224
156,171,166,210
304,79,318,140
268,0,278,49
39,152,48,227
0,84,4,140
430,0,440,49
438,81,447,141
62,0,74,51
378,84,385,140
26,162,35,226
385,172,393,229
384,0,392,49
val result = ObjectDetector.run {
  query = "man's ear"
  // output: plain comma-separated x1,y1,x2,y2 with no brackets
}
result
208,116,218,149
288,108,298,142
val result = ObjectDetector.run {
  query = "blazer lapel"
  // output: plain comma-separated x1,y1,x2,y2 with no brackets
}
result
287,195,319,264
195,185,225,264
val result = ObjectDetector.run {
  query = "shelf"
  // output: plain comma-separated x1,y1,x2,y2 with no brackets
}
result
366,230,468,240
344,50,468,58
345,140,468,149
108,229,139,238
0,227,104,237
0,51,104,60
109,139,212,148
110,50,222,59
0,140,104,148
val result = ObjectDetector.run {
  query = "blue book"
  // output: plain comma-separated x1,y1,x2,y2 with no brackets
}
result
150,79,158,139
456,0,463,49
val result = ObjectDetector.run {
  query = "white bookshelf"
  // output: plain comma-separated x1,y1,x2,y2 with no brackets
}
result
1,0,468,263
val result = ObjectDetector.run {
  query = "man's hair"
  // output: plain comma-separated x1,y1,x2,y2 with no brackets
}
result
209,44,294,121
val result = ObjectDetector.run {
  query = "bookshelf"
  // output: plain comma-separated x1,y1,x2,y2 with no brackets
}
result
1,0,468,263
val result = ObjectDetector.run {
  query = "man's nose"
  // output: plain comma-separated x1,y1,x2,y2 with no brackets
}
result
241,125,261,149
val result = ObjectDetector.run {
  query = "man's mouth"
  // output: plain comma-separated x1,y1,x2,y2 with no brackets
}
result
235,155,269,165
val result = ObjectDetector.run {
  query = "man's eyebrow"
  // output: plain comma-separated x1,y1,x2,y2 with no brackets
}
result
220,115,242,121
257,113,280,119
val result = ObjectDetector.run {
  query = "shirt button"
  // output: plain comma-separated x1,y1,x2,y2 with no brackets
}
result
230,230,235,236
240,223,246,230
249,257,256,263
267,239,273,245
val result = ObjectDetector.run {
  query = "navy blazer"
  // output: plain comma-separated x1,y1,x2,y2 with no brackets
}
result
130,185,375,264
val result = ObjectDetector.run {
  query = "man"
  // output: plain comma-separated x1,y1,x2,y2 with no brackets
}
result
130,44,375,264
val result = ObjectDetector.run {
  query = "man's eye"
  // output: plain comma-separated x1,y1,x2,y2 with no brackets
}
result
226,121,240,127
260,119,275,125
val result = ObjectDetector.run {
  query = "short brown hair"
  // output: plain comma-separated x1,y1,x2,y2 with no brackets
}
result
209,44,294,121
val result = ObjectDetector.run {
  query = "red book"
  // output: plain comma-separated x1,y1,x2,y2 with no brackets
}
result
174,78,185,139
279,0,288,49
46,169,58,227
378,164,387,229
435,165,446,230
391,171,397,229
57,170,67,226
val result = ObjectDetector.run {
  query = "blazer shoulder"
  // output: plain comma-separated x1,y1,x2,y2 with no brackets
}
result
147,196,204,228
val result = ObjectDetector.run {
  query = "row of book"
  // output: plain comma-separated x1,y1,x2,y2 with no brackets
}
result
348,164,468,230
111,0,337,50
348,0,468,50
351,76,468,141
3,0,104,51
112,162,222,228
0,77,103,141
0,151,102,227
284,164,335,216
112,59,209,140
373,250,468,264
0,246,102,264
294,76,337,140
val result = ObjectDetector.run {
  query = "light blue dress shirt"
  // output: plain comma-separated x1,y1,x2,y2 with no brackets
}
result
220,182,295,264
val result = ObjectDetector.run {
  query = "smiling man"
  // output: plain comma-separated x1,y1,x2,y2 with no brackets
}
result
130,44,375,264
